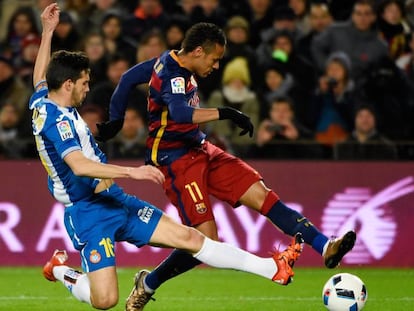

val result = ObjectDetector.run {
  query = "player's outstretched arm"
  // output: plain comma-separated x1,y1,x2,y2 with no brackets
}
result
64,150,165,184
33,3,60,89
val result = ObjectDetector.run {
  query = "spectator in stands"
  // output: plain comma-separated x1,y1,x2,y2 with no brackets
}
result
249,95,316,159
78,104,106,138
0,55,31,121
1,6,40,68
18,34,41,88
206,57,260,156
0,102,33,159
297,2,333,64
260,6,302,45
396,30,414,80
311,0,389,83
107,105,148,159
377,0,411,60
198,15,258,99
99,13,136,65
63,0,91,26
256,29,316,112
77,0,124,34
189,0,227,27
334,105,398,160
51,11,81,52
247,0,275,48
85,54,130,120
123,0,170,45
288,0,311,35
358,55,414,140
308,52,357,147
79,32,108,88
258,59,295,119
136,29,167,64
164,15,190,50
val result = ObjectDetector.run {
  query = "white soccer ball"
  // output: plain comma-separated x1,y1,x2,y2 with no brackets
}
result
322,273,368,311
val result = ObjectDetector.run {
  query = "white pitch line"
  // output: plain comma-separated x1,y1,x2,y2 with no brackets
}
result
1,296,413,302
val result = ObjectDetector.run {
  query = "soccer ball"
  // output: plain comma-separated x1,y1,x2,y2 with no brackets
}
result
322,273,368,311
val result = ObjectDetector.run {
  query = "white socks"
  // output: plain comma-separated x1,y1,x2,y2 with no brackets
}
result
193,237,277,280
53,266,91,304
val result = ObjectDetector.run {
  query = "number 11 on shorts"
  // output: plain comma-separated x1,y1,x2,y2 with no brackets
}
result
185,181,204,202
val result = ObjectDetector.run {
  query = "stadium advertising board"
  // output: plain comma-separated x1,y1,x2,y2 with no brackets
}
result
0,161,413,267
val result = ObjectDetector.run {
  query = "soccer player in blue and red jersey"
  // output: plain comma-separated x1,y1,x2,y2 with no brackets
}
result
31,4,305,310
98,22,356,310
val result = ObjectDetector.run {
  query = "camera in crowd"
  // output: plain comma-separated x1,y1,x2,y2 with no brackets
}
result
265,123,286,132
326,77,338,89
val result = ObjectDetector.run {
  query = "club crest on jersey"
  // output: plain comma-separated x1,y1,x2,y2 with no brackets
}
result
89,250,101,264
171,77,185,94
57,120,73,141
196,202,207,214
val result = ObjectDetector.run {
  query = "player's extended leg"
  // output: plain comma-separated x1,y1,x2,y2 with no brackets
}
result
43,250,119,309
125,214,303,311
239,181,356,268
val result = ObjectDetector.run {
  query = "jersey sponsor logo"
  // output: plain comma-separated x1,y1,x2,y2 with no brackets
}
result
171,77,185,94
89,249,101,264
188,93,200,107
57,120,73,141
138,206,154,224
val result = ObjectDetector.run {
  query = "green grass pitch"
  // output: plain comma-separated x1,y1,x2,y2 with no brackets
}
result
0,267,413,310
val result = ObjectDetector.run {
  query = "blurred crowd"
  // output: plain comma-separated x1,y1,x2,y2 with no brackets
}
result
1,0,414,160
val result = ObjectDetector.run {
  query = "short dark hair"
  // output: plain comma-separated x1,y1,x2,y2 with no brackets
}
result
181,22,226,53
46,50,90,91
271,95,295,109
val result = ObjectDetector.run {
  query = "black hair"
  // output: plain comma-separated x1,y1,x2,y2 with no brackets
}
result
6,6,39,41
181,22,226,53
46,50,90,91
270,95,295,111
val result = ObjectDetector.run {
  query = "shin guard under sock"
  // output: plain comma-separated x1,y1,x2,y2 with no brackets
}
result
261,192,328,254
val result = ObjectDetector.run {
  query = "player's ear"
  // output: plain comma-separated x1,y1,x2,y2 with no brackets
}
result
63,79,73,91
193,46,204,57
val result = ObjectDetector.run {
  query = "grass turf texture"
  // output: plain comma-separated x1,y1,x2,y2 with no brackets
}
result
0,267,412,310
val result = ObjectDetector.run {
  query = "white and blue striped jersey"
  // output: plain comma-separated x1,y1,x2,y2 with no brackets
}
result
29,86,106,206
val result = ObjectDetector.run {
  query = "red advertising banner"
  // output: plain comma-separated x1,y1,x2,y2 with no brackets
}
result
0,160,413,267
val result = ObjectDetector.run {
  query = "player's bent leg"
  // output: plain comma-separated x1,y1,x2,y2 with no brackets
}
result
43,250,91,305
88,266,119,309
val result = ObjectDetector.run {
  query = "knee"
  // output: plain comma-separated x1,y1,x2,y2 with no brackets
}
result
180,226,205,253
91,293,118,310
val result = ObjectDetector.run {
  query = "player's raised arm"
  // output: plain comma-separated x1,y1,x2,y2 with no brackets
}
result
33,3,60,90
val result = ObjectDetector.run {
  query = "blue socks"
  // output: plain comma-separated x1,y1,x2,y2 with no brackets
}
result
264,200,328,255
145,249,201,291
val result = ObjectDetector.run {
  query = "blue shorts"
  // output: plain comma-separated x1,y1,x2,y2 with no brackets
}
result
64,184,162,272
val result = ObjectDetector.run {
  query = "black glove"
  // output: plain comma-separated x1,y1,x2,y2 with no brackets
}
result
95,119,124,142
218,107,254,137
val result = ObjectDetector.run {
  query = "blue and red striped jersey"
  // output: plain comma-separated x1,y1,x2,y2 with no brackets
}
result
146,50,206,166
110,50,206,166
